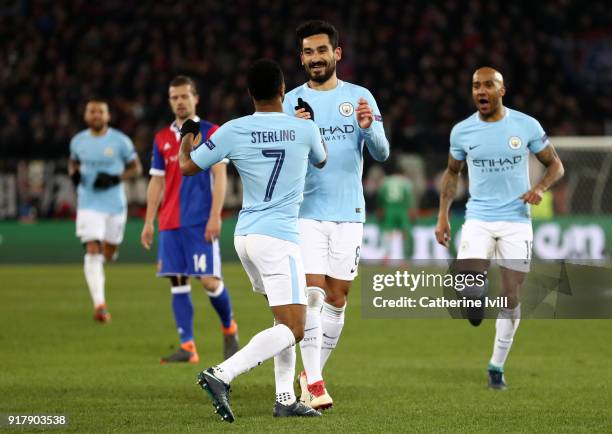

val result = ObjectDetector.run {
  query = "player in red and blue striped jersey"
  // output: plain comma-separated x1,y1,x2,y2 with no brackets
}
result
141,76,239,363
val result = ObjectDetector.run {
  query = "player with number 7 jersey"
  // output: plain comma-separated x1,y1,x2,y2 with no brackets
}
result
179,59,327,421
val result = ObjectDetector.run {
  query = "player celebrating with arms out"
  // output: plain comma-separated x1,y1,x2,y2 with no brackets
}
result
69,98,142,322
435,67,564,389
180,59,327,421
283,20,390,409
141,76,238,364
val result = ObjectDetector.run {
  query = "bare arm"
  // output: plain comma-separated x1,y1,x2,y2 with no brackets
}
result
520,145,565,204
141,175,165,249
435,155,464,247
205,162,227,241
179,133,203,176
68,159,79,175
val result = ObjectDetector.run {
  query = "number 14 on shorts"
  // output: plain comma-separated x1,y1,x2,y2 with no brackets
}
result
193,254,207,272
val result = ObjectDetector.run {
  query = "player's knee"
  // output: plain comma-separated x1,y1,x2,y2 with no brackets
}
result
325,291,347,308
276,316,305,342
503,293,520,309
103,249,118,262
200,277,220,292
85,241,102,255
290,323,305,342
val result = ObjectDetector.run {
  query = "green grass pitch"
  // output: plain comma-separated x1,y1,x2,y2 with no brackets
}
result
1,264,610,432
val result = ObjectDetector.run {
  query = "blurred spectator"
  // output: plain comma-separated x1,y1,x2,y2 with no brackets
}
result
1,0,610,164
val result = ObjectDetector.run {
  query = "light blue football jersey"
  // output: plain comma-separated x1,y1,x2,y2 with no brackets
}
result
69,128,136,214
283,80,390,223
190,112,326,243
450,108,550,222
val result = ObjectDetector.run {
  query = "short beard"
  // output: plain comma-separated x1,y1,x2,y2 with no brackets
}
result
89,123,105,133
307,62,336,84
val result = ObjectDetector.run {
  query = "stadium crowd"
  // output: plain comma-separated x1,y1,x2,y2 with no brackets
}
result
2,0,611,164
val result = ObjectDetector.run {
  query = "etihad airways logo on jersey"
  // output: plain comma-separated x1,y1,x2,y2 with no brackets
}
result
472,155,522,172
319,124,355,141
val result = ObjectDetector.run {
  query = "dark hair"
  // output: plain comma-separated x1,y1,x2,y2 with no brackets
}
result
246,59,284,101
169,75,198,95
86,96,108,105
296,20,339,50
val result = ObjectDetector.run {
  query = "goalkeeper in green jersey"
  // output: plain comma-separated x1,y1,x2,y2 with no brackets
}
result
377,164,415,264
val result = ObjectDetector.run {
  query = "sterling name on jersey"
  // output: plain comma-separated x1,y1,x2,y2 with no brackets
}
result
450,108,550,222
190,112,326,244
70,128,136,214
150,117,219,231
283,80,390,223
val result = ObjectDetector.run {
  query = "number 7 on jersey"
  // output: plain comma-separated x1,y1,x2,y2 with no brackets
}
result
262,149,285,202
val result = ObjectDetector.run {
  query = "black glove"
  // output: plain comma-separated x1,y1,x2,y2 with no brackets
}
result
295,97,315,121
93,172,121,190
180,119,201,139
70,170,81,187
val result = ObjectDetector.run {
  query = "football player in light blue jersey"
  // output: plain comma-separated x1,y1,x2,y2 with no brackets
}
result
283,20,389,410
179,59,326,421
435,67,564,390
68,99,142,323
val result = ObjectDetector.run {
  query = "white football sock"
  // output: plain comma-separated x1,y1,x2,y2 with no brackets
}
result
216,324,295,384
320,301,346,371
84,253,105,307
299,287,325,384
490,304,521,369
274,344,296,405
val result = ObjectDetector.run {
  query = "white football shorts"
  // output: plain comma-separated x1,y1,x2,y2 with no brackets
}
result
234,234,307,306
457,219,533,272
298,218,363,281
76,209,127,245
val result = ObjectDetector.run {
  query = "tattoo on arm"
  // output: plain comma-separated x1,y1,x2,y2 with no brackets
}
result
438,155,464,217
535,145,558,166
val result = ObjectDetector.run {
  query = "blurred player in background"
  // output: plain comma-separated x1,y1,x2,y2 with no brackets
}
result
377,162,415,265
435,67,564,389
69,99,142,323
180,59,327,421
283,20,390,409
140,76,238,364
